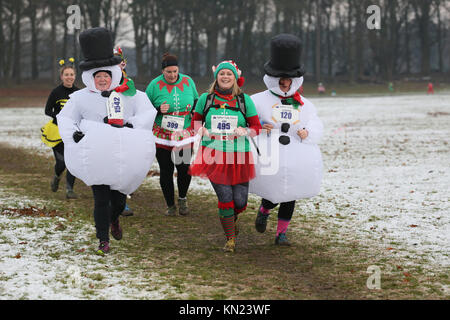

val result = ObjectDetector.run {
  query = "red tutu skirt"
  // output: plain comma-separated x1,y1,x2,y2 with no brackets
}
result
189,146,255,185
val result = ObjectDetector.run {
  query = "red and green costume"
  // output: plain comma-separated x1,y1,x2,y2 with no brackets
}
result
145,73,199,149
189,91,262,186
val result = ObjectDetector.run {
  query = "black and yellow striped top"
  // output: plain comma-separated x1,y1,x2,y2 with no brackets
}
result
45,84,79,124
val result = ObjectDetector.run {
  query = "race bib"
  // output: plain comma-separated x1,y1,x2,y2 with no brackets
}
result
161,115,185,131
211,115,238,135
271,105,299,124
106,91,124,125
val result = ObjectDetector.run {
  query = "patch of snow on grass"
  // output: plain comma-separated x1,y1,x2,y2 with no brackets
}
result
0,189,173,300
0,107,52,156
306,93,450,270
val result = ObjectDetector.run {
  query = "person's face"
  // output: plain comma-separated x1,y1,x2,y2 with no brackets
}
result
61,68,75,88
163,66,179,83
216,69,235,91
94,72,112,91
279,78,292,93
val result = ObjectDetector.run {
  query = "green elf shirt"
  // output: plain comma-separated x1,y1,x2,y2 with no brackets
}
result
145,73,198,146
195,92,258,153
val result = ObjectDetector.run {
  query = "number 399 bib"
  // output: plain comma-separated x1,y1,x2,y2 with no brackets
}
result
161,115,185,131
211,115,238,135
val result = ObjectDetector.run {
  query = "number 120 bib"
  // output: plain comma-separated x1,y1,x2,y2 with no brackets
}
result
272,105,299,124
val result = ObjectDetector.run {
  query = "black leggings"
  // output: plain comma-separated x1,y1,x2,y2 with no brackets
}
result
261,199,296,221
211,181,249,211
91,185,127,242
52,142,75,189
156,147,192,207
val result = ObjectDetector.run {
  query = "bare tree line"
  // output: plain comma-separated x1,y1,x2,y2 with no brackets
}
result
0,0,449,85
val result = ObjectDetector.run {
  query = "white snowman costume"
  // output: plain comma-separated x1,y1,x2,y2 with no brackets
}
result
57,64,157,195
249,75,323,203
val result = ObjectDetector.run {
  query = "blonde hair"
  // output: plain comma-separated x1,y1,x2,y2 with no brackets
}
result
207,79,242,96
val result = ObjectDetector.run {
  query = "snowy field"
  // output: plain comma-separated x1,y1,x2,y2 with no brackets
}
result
1,92,449,298
311,93,449,270
0,204,173,299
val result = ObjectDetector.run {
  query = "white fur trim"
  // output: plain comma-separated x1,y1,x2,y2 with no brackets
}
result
82,65,122,93
154,134,200,147
263,74,304,97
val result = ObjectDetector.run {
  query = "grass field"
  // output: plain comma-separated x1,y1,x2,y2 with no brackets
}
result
0,85,449,300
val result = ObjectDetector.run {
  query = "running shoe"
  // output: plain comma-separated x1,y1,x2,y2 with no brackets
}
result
121,204,134,216
255,207,269,233
165,205,177,216
223,237,236,253
275,233,291,246
110,219,123,240
97,241,110,255
178,198,189,216
66,189,78,199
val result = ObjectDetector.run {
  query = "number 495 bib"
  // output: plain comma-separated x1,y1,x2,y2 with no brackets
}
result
211,115,238,135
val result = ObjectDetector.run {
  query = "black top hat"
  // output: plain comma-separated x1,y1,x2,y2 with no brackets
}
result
78,27,122,71
264,33,305,78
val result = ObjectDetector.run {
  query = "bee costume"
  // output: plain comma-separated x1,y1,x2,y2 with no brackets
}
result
41,58,79,198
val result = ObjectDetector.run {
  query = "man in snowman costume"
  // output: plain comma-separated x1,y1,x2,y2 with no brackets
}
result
249,33,323,246
57,27,157,254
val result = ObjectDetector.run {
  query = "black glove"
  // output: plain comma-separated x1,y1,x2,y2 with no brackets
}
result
124,122,133,128
73,131,85,143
